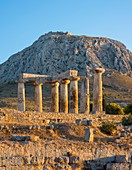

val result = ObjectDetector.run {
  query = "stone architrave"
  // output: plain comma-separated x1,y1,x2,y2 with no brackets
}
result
51,82,59,112
69,77,80,114
60,79,70,113
35,83,43,112
18,82,25,111
80,77,90,113
93,68,105,112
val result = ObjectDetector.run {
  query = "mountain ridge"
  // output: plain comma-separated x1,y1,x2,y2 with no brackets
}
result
0,31,132,83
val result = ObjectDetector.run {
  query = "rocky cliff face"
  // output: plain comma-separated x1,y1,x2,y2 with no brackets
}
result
0,31,132,83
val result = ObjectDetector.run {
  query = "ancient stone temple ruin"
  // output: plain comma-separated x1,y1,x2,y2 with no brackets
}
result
18,68,105,114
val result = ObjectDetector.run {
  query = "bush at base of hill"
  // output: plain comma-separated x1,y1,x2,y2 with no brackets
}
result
124,103,132,114
106,103,124,115
100,121,116,135
122,114,132,126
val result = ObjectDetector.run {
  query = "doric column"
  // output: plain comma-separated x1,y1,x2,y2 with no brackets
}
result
80,77,90,113
93,68,105,112
60,79,70,113
51,82,59,112
69,77,80,113
18,82,25,111
35,83,43,112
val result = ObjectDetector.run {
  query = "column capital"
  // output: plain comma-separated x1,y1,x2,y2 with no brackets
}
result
18,80,26,84
70,77,80,81
51,81,59,87
34,82,43,86
61,79,70,85
94,68,105,74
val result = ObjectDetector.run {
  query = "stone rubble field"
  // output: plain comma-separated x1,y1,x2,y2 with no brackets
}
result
0,108,131,169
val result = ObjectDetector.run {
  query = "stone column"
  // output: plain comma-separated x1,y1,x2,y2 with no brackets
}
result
35,83,43,112
80,77,90,113
51,82,59,112
60,79,70,113
18,82,25,111
69,77,80,113
93,68,105,112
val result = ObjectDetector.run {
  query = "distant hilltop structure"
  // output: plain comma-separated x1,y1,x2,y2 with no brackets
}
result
0,31,132,83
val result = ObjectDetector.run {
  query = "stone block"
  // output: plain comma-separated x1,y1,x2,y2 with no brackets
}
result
30,135,40,142
75,119,81,125
0,167,6,170
87,120,93,126
50,123,58,130
106,163,130,170
1,156,24,167
115,138,121,143
115,155,128,163
0,137,3,141
9,135,30,141
45,119,50,124
84,128,94,142
54,156,69,164
81,119,88,126
53,70,78,81
28,156,41,165
69,156,80,164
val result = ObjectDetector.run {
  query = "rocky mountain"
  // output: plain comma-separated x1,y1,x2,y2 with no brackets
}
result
0,31,132,83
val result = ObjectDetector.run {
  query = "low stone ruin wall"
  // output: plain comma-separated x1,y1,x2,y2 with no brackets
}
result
0,142,131,169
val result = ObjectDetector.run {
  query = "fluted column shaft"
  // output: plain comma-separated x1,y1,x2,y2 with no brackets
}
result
93,68,105,112
18,82,25,111
51,82,59,112
80,78,90,113
69,77,80,113
35,83,43,112
60,79,70,113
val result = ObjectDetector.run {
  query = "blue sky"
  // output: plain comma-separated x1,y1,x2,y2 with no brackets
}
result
0,0,132,64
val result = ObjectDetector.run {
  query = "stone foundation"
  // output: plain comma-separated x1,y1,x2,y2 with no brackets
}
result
0,142,131,170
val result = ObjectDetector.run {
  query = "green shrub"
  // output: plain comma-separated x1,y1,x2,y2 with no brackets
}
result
106,103,124,115
124,103,132,114
122,114,132,126
100,121,116,135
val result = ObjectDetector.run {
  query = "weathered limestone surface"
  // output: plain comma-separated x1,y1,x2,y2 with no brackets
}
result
0,142,131,169
93,68,105,112
53,70,78,81
84,128,94,142
18,82,25,111
0,107,132,169
0,31,132,84
69,77,80,114
106,163,131,170
35,83,43,112
80,77,90,113
20,73,49,79
60,79,70,113
51,82,59,112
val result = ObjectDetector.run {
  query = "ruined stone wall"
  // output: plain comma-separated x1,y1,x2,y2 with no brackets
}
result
0,141,131,169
